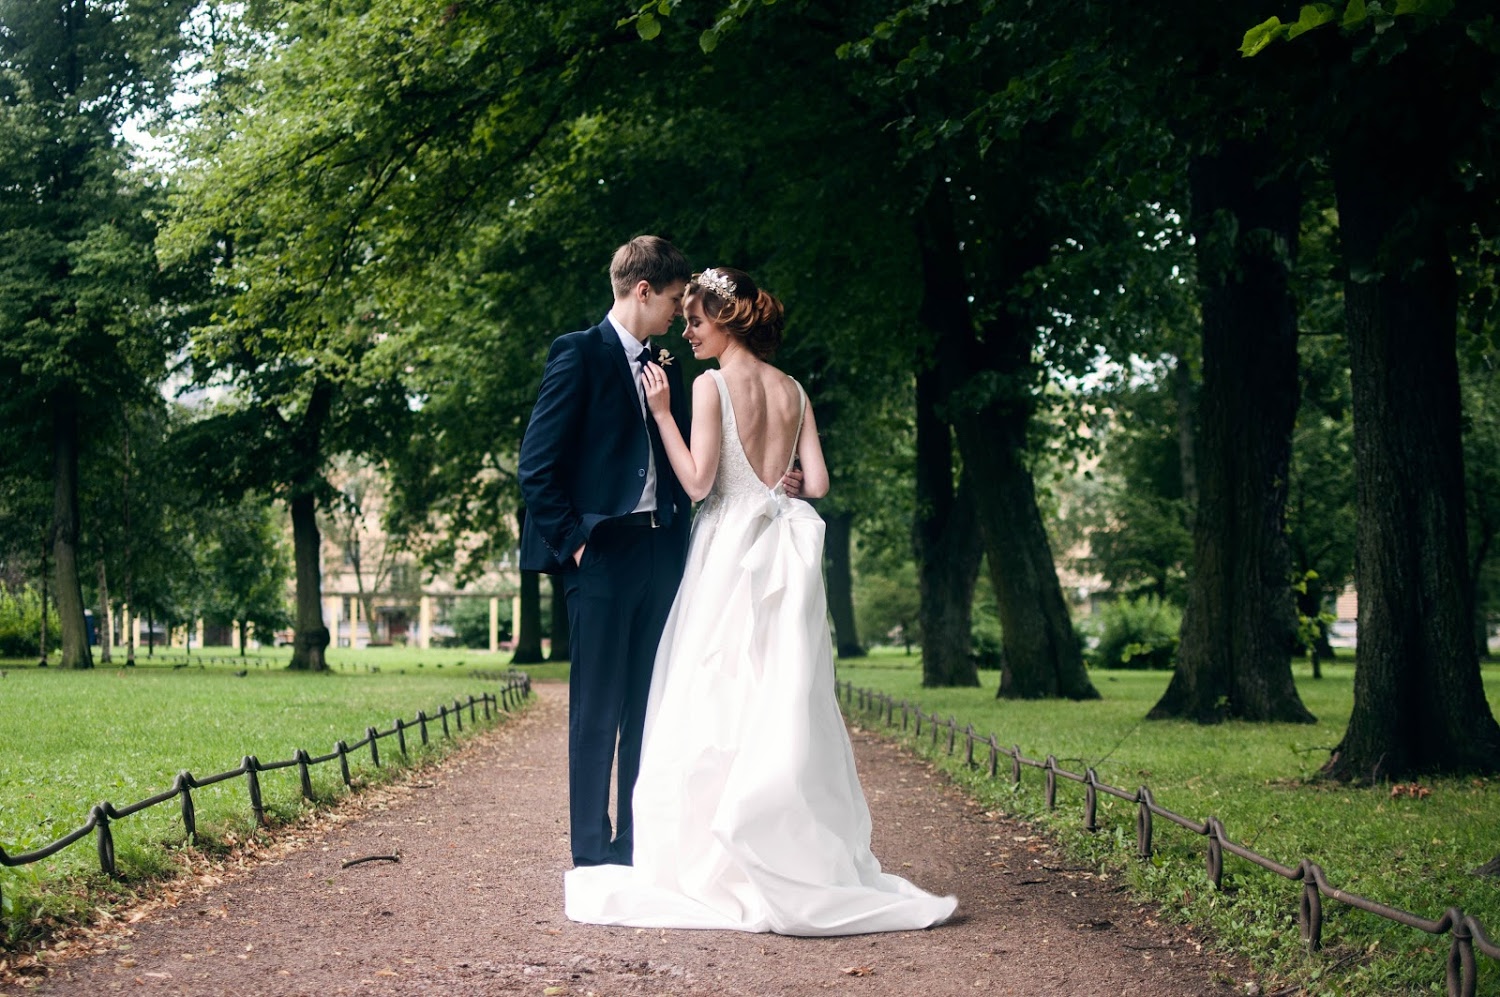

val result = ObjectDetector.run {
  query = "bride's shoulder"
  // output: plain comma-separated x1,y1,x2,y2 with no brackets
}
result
691,371,724,401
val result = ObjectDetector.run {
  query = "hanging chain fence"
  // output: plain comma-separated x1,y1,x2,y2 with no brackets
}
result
0,670,532,926
838,681,1498,997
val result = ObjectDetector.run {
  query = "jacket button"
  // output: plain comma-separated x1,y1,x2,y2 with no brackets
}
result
638,469,646,477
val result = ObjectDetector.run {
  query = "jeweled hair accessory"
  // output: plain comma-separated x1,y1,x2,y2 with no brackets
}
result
695,268,737,300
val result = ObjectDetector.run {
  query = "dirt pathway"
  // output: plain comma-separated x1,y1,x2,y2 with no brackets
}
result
9,683,1252,996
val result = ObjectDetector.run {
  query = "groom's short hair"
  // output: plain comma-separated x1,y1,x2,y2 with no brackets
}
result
610,236,691,298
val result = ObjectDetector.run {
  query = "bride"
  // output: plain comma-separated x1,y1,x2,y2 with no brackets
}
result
563,267,957,936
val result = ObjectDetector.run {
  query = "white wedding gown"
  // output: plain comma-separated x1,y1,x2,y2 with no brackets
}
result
564,370,957,936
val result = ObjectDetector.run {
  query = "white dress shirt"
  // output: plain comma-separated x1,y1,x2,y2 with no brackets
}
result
606,313,658,514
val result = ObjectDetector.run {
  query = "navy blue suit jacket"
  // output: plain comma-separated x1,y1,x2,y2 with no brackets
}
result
517,318,692,573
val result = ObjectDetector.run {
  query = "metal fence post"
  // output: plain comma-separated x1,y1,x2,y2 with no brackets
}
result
244,756,266,826
1084,768,1099,832
92,804,116,878
175,771,197,841
1136,787,1154,860
1205,818,1224,889
296,749,314,800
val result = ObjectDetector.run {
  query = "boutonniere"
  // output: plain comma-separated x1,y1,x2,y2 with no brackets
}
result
657,348,674,367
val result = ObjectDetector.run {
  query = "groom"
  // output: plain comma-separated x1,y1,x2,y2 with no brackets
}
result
518,235,694,867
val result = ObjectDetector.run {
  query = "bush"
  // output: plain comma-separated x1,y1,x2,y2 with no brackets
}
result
970,600,1003,669
1090,595,1181,670
0,585,61,658
447,596,510,649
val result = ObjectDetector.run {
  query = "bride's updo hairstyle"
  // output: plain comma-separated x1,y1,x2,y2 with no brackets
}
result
687,266,785,360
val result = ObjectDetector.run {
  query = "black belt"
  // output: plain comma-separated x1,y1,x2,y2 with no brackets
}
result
613,510,661,528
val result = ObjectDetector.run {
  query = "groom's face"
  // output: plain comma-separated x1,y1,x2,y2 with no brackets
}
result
639,279,687,338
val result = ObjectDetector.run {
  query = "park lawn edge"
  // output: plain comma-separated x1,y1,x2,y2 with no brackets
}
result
0,685,532,977
836,657,1499,997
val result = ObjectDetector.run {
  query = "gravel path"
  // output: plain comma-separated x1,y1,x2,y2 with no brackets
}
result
8,682,1252,996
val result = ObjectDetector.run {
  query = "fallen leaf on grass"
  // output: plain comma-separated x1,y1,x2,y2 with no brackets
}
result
840,966,876,976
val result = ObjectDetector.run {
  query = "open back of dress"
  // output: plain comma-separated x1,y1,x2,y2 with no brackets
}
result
564,370,957,936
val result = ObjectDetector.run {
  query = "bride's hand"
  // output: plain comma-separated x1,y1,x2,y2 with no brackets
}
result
642,363,671,418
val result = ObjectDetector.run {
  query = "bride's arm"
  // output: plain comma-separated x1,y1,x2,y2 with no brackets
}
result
793,398,830,499
644,367,721,502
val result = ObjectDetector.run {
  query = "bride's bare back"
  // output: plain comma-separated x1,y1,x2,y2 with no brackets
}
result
719,362,805,489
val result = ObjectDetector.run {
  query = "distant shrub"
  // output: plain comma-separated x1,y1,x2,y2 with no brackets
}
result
1091,595,1181,670
0,586,60,658
448,596,510,649
970,600,1003,670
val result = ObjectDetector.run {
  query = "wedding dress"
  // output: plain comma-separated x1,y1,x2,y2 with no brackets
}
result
564,369,956,936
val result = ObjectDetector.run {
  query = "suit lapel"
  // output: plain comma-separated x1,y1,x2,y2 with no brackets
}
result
593,320,638,411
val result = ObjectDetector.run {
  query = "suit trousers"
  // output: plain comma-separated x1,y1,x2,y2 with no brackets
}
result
562,519,680,866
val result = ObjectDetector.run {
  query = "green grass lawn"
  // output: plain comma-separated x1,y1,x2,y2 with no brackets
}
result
836,651,1500,997
0,646,538,945
5,643,1495,993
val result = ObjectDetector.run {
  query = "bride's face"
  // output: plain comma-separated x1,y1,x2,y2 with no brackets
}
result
682,296,730,360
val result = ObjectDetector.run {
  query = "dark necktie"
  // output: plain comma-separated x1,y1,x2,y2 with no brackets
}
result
635,345,672,526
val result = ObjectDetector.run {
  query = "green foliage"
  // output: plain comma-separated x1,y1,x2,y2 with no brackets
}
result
447,596,510,650
854,559,920,651
197,493,294,641
0,587,59,659
838,655,1500,996
0,0,192,438
1243,0,1457,56
1062,375,1193,606
1091,595,1181,670
970,572,1003,669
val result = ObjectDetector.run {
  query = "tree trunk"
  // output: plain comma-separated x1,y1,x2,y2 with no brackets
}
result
917,187,1095,701
1174,351,1199,515
122,414,135,666
286,379,333,671
548,574,570,661
96,557,112,664
823,510,866,659
359,595,378,648
288,490,329,671
1471,533,1493,662
512,569,544,664
1150,142,1313,724
51,393,93,670
968,433,1095,700
239,619,249,657
913,364,981,687
1323,108,1500,778
38,540,49,666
